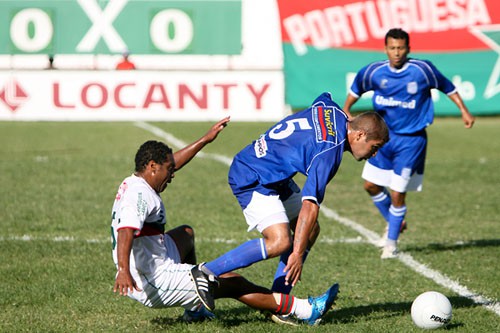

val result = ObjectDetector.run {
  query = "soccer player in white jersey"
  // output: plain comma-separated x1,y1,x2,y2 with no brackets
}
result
194,92,388,324
343,28,475,259
111,119,340,325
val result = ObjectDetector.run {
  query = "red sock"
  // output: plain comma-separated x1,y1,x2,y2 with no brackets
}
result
275,294,295,315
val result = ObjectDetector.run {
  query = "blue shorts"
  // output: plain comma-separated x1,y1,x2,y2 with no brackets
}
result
363,130,427,192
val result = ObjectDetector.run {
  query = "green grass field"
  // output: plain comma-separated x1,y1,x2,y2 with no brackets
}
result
0,117,499,332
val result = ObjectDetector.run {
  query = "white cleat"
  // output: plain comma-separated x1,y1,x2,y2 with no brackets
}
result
381,245,398,259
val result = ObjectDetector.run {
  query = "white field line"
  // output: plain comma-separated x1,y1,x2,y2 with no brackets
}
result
133,121,500,316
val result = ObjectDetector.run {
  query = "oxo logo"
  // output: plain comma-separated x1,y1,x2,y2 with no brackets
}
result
0,79,28,112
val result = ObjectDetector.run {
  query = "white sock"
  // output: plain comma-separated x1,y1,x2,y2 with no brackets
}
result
291,298,312,319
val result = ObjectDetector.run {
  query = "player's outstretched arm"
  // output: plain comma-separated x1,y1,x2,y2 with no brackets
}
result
173,116,230,171
448,92,475,128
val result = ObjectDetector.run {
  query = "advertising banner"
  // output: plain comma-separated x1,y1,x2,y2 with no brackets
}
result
277,0,500,115
0,71,284,121
0,0,241,55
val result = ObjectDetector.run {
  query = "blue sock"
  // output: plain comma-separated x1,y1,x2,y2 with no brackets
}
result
388,205,407,240
371,189,391,222
204,238,267,276
271,248,309,294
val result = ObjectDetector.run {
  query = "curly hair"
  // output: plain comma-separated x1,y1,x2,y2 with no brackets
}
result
134,140,172,172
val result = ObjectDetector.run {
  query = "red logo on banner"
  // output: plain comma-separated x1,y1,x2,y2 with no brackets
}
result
0,79,28,112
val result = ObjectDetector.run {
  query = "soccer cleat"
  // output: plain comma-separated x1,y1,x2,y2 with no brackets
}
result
377,220,407,248
182,307,216,323
301,283,339,326
270,313,299,326
190,264,217,311
381,244,398,259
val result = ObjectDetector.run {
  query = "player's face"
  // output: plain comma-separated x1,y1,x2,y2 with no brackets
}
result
351,137,384,161
385,37,409,69
154,154,176,193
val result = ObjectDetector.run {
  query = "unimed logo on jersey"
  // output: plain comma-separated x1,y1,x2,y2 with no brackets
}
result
0,78,28,112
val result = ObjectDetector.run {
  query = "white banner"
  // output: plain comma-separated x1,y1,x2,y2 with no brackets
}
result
0,70,285,121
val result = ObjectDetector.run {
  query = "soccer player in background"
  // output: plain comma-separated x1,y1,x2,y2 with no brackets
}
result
192,92,389,325
111,120,339,325
343,28,475,259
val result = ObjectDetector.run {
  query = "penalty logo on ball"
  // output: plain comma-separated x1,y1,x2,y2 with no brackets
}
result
411,291,452,329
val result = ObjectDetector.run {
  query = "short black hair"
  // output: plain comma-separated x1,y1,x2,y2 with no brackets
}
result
134,140,172,172
385,28,410,46
350,112,390,144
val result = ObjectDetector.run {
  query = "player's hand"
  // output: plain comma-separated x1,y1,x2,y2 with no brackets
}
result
462,112,475,128
283,252,303,287
114,269,142,296
203,116,230,143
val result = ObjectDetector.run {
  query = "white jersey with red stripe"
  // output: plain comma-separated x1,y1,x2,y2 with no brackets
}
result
110,174,199,310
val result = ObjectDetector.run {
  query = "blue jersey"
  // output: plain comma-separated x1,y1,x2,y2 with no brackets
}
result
349,59,456,134
229,92,348,205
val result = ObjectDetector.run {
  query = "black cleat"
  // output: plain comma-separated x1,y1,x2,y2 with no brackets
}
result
190,264,217,311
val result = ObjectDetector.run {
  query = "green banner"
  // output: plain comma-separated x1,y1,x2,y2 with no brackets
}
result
0,0,241,55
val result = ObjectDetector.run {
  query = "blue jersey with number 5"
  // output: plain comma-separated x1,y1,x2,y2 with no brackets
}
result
229,92,348,205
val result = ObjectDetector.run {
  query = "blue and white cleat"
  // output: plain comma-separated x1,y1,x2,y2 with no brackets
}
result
182,306,216,323
301,283,339,326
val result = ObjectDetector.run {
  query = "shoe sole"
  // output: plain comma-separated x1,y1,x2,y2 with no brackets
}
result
270,314,299,326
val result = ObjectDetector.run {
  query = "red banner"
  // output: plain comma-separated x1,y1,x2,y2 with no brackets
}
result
277,0,500,52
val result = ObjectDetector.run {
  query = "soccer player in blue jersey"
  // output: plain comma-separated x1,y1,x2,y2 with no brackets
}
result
343,28,475,259
190,92,389,324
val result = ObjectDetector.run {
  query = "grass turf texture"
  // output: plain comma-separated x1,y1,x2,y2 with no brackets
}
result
0,118,499,332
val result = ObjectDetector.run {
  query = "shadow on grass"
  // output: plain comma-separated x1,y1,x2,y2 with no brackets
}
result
150,296,477,328
404,239,500,253
151,307,267,328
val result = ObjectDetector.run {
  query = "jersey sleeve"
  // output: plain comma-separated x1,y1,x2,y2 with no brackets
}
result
349,66,368,98
349,62,381,97
302,148,341,205
423,60,456,94
116,187,150,234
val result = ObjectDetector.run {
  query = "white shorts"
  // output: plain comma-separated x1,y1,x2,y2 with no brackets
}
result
243,189,302,233
362,161,423,193
128,234,200,311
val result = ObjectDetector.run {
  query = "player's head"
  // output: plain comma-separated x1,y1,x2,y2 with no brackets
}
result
347,112,389,161
135,140,175,192
384,28,410,69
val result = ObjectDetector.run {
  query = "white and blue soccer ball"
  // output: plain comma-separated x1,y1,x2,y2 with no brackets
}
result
411,291,452,329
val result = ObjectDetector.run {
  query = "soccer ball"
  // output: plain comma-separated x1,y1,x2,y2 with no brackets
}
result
411,291,452,329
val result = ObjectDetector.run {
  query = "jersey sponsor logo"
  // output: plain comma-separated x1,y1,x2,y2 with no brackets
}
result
312,105,336,142
380,79,388,89
136,192,147,215
375,96,416,109
254,135,268,158
407,81,418,94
